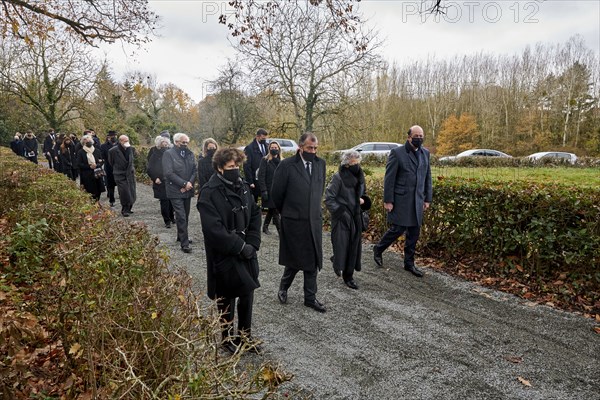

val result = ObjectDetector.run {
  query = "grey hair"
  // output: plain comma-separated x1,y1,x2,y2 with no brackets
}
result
172,133,189,143
298,132,317,146
81,134,92,144
154,135,170,148
340,150,362,166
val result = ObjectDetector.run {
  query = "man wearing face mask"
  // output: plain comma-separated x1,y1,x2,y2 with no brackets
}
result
108,135,137,217
101,131,118,206
373,125,432,277
163,133,197,253
271,132,327,313
243,128,269,203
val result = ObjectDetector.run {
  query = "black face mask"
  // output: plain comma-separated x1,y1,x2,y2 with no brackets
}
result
270,149,280,156
206,149,216,157
348,164,360,175
85,142,93,148
222,169,240,183
259,139,267,145
411,138,423,148
302,151,316,162
109,137,117,143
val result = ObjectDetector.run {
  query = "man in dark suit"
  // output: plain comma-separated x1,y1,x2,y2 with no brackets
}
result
108,135,137,217
244,128,269,203
373,125,432,277
43,129,57,170
100,131,118,206
271,132,327,313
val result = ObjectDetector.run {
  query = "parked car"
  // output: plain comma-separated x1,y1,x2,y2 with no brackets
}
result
439,149,512,161
527,151,578,165
268,138,298,153
336,142,401,158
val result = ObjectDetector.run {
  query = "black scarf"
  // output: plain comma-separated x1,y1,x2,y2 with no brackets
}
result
339,165,364,190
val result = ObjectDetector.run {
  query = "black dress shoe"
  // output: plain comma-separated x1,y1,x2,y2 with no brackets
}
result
262,226,271,235
277,290,287,304
404,265,424,277
304,299,326,313
333,267,341,277
182,246,192,254
121,211,131,217
221,339,239,354
373,246,383,267
240,336,263,354
165,222,172,229
344,280,359,290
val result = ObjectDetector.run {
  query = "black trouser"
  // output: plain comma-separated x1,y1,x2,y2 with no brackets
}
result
105,173,116,204
159,199,175,224
374,224,421,267
45,153,54,169
218,291,254,340
263,208,280,230
279,267,318,302
170,197,191,247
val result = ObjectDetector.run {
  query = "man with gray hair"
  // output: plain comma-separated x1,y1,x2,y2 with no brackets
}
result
373,125,432,277
108,135,137,217
162,133,196,253
271,132,327,312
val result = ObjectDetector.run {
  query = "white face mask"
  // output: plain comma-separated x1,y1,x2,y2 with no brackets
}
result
123,142,131,148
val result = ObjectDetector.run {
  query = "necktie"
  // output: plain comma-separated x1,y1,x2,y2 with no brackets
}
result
305,161,311,176
261,144,266,156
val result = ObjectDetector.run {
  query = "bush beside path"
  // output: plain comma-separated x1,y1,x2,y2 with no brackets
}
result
121,181,599,400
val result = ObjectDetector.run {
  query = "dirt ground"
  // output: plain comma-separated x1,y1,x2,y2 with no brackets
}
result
102,182,600,400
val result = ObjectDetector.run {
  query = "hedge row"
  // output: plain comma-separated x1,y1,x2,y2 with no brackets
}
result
0,148,286,399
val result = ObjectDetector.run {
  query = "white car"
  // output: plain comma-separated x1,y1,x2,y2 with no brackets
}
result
268,138,298,153
527,151,578,165
439,149,512,161
337,142,401,158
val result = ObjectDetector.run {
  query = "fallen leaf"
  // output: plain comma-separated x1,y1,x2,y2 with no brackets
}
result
69,343,81,355
516,264,524,272
151,312,158,320
504,355,523,364
518,376,531,387
595,315,600,323
593,327,600,335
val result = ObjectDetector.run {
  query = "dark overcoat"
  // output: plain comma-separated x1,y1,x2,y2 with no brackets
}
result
243,139,264,196
58,144,77,180
257,156,280,209
197,155,215,191
23,137,38,162
271,152,326,271
383,141,432,227
146,147,169,200
100,141,116,187
162,146,196,199
10,139,24,157
77,148,105,198
325,167,366,273
108,145,137,206
198,174,261,300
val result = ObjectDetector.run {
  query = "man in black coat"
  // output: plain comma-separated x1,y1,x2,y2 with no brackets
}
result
43,129,57,170
100,131,118,206
108,135,137,217
271,132,327,313
373,125,433,277
10,133,24,157
162,133,197,253
243,128,269,203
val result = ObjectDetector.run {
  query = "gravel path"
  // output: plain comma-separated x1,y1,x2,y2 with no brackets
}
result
101,182,600,400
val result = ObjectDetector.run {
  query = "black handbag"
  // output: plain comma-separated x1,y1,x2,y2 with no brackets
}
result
93,167,105,179
214,255,260,299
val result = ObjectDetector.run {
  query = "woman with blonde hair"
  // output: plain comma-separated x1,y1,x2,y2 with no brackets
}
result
257,140,282,235
197,138,219,190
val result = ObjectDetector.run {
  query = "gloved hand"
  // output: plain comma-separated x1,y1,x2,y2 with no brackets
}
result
240,244,256,260
261,192,269,202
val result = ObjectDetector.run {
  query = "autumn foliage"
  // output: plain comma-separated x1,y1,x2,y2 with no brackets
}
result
436,113,481,156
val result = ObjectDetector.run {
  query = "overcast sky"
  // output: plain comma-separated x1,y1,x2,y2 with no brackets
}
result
95,0,600,103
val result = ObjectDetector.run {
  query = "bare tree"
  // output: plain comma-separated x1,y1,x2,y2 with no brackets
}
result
226,1,382,133
0,0,157,46
0,33,98,131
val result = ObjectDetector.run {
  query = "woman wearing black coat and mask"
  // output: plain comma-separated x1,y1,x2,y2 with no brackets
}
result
58,136,77,180
197,147,262,354
257,141,282,235
77,135,105,202
197,138,219,190
325,150,369,290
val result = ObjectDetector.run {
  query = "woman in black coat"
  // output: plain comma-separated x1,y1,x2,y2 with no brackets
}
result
197,148,262,354
147,136,175,228
10,133,24,157
77,135,105,202
325,150,368,290
197,138,218,191
23,132,39,164
257,141,282,235
58,136,77,180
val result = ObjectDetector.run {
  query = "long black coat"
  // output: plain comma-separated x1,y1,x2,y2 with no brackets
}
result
257,156,280,209
58,144,77,180
198,174,261,300
77,148,105,198
23,137,38,162
147,147,169,200
162,146,196,199
383,141,432,227
243,139,265,196
197,154,215,191
271,152,326,271
100,141,116,187
325,167,366,274
108,145,137,206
